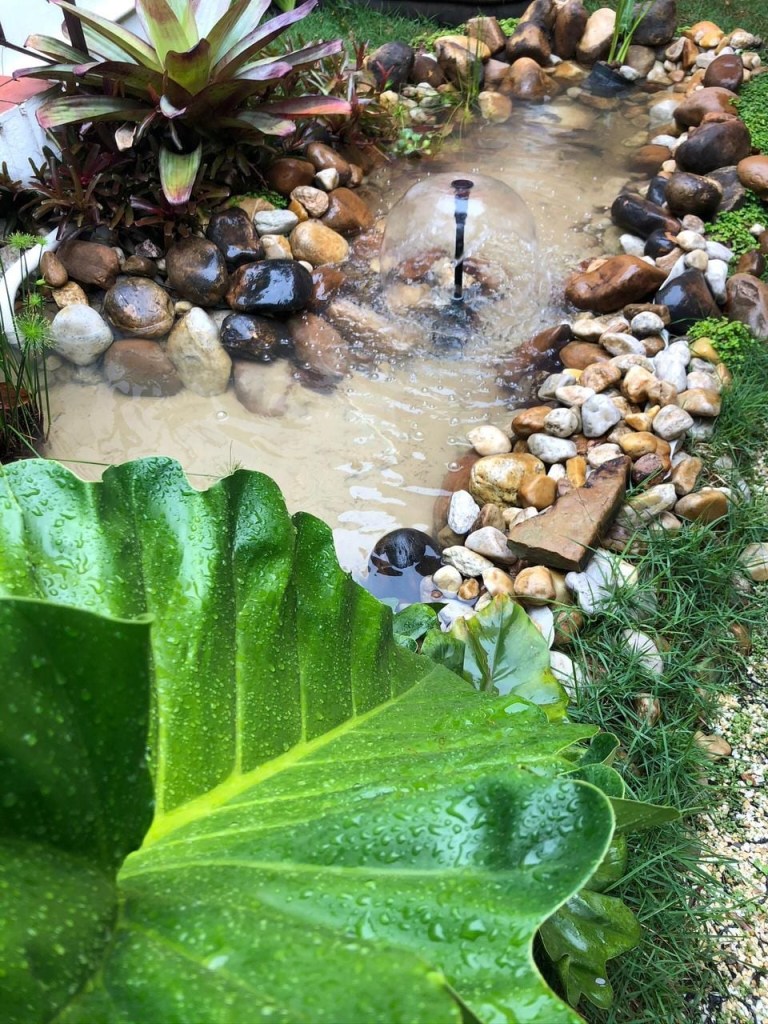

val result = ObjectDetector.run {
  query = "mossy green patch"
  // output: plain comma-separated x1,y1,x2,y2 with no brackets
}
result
687,317,758,368
703,192,768,257
737,70,768,155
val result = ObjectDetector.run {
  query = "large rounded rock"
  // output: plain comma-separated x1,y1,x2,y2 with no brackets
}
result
565,255,666,313
656,269,721,331
266,158,315,196
49,305,113,366
366,41,415,91
306,142,351,185
206,208,263,267
737,156,768,200
289,311,351,387
226,260,313,316
506,23,551,64
104,277,174,338
290,221,349,266
166,307,231,396
675,120,751,175
56,240,120,289
673,87,738,128
103,339,183,397
504,56,556,101
576,8,615,63
611,193,680,238
664,172,723,219
166,237,228,306
321,188,374,236
725,274,768,340
633,0,676,45
553,0,588,59
704,53,744,92
469,452,545,506
220,313,292,362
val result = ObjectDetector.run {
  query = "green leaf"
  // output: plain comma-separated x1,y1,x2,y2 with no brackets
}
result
212,0,318,78
258,94,353,119
610,796,680,834
36,95,150,130
579,733,620,767
136,0,199,62
449,596,568,716
164,38,213,94
0,457,615,1022
0,597,153,1024
159,142,202,205
539,889,641,1010
23,33,90,63
421,627,465,674
393,603,438,643
206,0,271,64
52,0,163,70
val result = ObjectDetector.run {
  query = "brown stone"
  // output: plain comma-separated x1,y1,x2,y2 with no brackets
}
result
466,15,507,54
513,565,558,606
675,120,751,175
685,21,724,48
290,220,349,266
559,341,610,369
166,237,229,306
473,503,506,532
306,142,351,185
507,456,630,571
321,188,374,236
266,158,316,196
703,53,744,92
664,171,723,219
671,456,702,496
565,256,666,313
675,489,728,523
103,277,174,338
102,339,183,397
674,87,738,128
511,405,553,438
57,240,120,290
724,274,768,340
40,250,68,288
566,456,587,488
506,23,551,65
553,0,588,60
629,145,671,175
288,312,350,387
435,37,488,88
504,56,556,101
576,7,615,63
307,265,346,312
579,362,622,392
122,254,157,277
631,452,667,487
737,155,768,201
412,53,446,87
51,281,88,307
736,251,767,278
619,431,658,458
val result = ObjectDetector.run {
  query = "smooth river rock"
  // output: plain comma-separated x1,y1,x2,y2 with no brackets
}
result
103,339,183,397
166,237,229,306
166,307,232,396
226,259,313,316
56,240,120,289
675,120,752,175
656,268,720,331
673,87,738,128
290,221,349,266
611,194,680,238
104,276,175,338
289,312,351,387
724,274,768,340
321,188,374,235
507,456,630,572
206,208,263,266
565,256,665,313
664,172,723,219
233,358,295,417
469,452,545,506
220,313,292,362
49,305,113,366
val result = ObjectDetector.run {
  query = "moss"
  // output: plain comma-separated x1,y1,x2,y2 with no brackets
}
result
687,317,758,368
703,192,768,257
737,71,768,155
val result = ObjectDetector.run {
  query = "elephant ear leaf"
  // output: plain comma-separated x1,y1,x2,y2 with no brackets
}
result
0,597,153,1024
539,889,641,1010
0,457,619,1023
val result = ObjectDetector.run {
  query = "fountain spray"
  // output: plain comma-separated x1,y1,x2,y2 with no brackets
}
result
451,178,474,302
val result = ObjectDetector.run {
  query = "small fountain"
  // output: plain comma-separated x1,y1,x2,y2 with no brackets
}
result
379,171,547,350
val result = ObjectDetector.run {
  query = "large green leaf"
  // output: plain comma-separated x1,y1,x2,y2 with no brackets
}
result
52,0,163,69
0,458,617,1022
450,595,568,716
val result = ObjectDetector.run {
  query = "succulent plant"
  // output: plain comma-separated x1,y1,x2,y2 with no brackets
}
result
16,0,351,204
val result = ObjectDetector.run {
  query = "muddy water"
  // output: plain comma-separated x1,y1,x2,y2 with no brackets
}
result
45,98,638,572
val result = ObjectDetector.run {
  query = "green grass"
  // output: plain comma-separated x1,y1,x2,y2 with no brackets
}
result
703,192,768,258
284,0,436,52
586,0,768,39
737,70,768,153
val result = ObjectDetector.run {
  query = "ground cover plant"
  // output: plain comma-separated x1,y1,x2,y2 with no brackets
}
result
0,457,677,1023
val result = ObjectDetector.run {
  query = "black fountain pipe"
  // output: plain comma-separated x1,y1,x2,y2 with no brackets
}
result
451,178,474,302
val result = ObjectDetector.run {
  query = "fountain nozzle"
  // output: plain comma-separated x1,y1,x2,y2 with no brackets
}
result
451,178,474,302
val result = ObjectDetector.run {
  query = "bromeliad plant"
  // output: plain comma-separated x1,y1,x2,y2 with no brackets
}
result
16,0,351,205
0,457,677,1022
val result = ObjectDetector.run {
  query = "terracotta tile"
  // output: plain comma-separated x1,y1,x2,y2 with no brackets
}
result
0,78,51,103
0,100,15,115
0,76,11,87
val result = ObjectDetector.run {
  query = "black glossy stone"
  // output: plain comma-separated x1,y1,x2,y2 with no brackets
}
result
362,528,442,606
664,171,723,219
586,60,631,98
166,236,228,306
206,209,264,267
644,229,679,258
220,313,292,361
646,174,669,207
226,259,314,316
675,120,751,175
708,165,747,213
656,269,721,332
611,193,680,239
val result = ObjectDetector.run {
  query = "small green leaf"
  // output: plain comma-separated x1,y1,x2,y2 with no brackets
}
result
610,796,680,833
393,603,438,642
580,733,620,766
36,95,149,130
158,142,202,205
421,627,465,675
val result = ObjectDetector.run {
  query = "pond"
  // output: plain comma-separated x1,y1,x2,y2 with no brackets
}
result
43,94,639,572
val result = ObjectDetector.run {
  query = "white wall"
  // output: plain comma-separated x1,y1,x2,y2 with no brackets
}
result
1,0,137,75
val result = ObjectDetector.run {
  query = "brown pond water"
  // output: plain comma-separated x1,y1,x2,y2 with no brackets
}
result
45,98,638,572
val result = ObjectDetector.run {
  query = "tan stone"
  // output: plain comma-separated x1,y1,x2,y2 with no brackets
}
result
686,21,725,49
514,565,558,606
619,431,659,458
559,341,610,369
566,456,587,488
689,337,720,362
621,365,657,403
737,155,768,200
579,361,622,392
469,453,545,506
625,412,653,432
739,542,768,582
41,250,68,288
694,730,732,760
507,457,630,572
553,606,584,647
671,456,703,496
675,488,729,522
289,221,349,266
482,566,516,596
458,578,481,601
52,281,89,307
679,387,721,417
518,473,557,510
478,90,513,123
